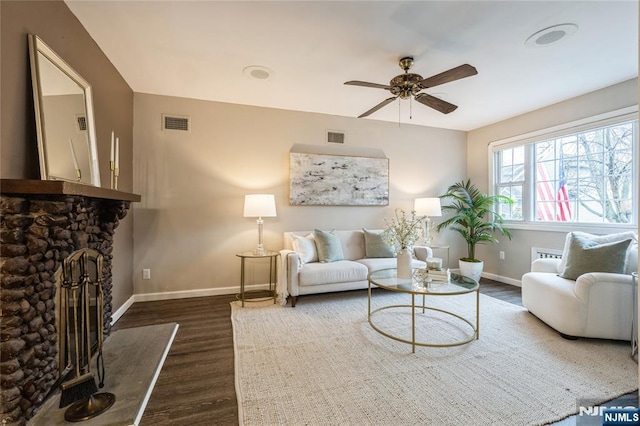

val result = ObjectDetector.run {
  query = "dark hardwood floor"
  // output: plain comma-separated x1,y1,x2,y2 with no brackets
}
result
112,295,239,425
111,278,523,426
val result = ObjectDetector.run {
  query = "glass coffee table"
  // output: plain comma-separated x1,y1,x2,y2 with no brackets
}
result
368,268,479,353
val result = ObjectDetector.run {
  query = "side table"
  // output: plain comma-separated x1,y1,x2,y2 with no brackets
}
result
236,251,279,307
632,272,638,362
430,245,450,269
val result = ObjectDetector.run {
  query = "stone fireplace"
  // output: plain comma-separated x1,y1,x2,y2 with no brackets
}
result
0,179,140,425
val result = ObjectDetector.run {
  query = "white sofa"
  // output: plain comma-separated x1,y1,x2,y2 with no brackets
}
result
521,232,638,340
278,230,432,307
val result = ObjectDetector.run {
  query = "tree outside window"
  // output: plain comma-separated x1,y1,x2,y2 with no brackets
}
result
494,119,636,225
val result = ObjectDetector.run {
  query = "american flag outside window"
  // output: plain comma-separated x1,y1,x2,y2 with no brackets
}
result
556,155,571,221
536,156,572,222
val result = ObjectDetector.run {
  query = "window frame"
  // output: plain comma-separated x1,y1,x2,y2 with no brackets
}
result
488,106,638,234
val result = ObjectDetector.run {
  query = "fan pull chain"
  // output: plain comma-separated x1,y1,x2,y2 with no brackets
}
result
410,96,413,120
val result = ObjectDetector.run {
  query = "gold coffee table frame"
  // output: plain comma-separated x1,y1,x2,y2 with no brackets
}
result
368,268,479,353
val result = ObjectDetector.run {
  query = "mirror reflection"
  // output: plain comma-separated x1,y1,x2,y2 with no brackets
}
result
29,34,101,186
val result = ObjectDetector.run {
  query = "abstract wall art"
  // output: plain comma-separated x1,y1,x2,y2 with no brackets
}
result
289,153,389,206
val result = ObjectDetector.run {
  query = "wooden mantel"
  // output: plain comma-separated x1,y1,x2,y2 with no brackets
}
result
0,179,141,202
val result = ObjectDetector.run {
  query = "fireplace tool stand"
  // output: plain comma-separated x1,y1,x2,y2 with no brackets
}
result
60,249,115,422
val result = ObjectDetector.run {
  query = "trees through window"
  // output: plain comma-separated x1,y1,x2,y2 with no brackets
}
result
493,116,637,226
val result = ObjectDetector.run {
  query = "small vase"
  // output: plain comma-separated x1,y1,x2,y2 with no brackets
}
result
397,248,413,280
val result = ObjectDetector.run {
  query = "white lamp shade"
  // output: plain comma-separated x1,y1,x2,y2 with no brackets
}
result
414,197,442,217
243,194,277,218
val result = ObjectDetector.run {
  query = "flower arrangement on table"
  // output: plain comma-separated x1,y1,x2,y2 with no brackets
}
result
382,208,426,252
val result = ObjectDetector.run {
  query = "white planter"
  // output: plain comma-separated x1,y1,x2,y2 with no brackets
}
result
397,249,413,280
459,259,483,282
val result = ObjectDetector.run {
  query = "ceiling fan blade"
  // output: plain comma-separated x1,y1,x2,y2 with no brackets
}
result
358,97,397,118
418,64,478,89
345,80,391,90
414,93,458,114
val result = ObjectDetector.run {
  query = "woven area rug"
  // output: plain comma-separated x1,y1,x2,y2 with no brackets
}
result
231,290,637,426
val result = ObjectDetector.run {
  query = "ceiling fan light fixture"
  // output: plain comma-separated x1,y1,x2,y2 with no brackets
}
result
525,23,578,48
243,65,274,80
345,57,477,117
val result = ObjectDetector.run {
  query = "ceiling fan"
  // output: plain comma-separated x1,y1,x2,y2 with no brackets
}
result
344,57,477,118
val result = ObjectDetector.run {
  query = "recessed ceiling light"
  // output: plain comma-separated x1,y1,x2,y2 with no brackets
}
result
525,23,578,48
243,65,274,80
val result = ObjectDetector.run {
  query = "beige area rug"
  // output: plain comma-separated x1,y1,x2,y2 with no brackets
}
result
231,291,637,426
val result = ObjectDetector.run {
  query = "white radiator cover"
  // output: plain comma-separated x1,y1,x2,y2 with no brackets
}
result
530,247,563,263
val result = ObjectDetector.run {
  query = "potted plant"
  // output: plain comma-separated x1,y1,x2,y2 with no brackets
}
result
436,180,513,281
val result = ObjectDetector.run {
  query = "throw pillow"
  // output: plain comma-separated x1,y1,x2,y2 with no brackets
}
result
290,233,318,264
559,233,633,280
313,229,344,263
363,228,395,258
559,231,637,273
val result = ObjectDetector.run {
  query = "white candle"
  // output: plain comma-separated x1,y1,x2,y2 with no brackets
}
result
115,137,119,169
69,138,79,171
110,131,115,163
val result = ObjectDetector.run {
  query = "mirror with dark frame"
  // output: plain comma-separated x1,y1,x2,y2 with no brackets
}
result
28,34,101,186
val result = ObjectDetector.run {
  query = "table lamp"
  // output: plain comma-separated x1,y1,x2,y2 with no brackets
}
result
414,197,442,246
244,194,277,255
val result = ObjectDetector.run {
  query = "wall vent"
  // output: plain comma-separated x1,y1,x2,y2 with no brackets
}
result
530,247,563,263
327,131,345,144
76,115,87,132
162,114,190,132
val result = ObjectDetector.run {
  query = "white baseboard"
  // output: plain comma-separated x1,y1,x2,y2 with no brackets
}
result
481,272,522,287
132,286,237,303
111,295,135,325
111,284,269,324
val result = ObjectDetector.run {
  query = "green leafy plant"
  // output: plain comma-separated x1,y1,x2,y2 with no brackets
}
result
436,180,513,261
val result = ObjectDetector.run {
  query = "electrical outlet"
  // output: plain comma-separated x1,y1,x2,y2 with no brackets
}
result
143,269,151,280
499,251,505,260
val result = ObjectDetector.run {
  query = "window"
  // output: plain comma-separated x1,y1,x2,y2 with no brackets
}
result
492,111,637,227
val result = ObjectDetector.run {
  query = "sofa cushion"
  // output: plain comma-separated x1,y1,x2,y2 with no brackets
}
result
627,244,638,274
314,229,345,263
559,231,637,273
357,258,426,273
363,228,395,258
298,260,368,286
290,233,318,264
559,233,633,280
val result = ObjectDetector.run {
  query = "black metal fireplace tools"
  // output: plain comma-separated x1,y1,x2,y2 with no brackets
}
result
58,249,115,422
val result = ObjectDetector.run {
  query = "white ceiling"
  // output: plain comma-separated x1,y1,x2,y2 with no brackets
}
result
65,0,638,131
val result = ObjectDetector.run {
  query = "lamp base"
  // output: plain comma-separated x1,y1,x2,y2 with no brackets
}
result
424,217,434,246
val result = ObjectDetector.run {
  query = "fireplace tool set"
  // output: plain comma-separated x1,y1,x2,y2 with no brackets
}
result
58,249,115,422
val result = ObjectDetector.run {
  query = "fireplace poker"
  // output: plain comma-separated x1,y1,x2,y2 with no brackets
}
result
94,254,107,389
59,255,98,408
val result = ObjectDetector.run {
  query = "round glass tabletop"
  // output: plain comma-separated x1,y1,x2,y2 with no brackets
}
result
368,268,478,295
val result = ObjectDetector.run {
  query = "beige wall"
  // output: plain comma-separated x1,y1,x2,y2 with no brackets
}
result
1,0,135,311
467,78,638,284
133,93,468,295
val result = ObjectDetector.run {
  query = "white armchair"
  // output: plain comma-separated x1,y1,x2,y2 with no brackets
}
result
521,232,638,340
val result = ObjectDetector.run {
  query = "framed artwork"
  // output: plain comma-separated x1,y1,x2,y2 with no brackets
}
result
289,153,389,206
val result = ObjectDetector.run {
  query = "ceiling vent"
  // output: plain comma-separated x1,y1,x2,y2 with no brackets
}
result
327,131,345,144
76,115,87,132
162,114,190,132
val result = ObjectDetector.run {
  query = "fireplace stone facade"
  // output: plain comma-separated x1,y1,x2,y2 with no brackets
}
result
0,180,138,425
